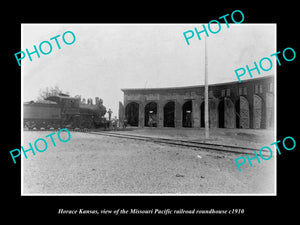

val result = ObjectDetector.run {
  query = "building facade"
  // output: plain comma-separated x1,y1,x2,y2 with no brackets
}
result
119,76,274,129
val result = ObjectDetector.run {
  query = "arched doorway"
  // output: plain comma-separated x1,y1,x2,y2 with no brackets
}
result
218,100,225,128
163,101,175,127
200,101,212,128
200,102,205,128
182,100,192,127
225,98,235,128
145,102,157,127
125,102,139,126
253,95,263,129
218,98,235,128
266,93,274,128
235,96,250,128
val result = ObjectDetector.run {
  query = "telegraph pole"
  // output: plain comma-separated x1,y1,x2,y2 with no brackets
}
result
204,36,209,139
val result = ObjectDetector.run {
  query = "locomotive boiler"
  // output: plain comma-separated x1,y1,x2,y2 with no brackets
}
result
23,94,108,129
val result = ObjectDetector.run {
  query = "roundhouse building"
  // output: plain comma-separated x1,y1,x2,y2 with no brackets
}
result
120,75,274,129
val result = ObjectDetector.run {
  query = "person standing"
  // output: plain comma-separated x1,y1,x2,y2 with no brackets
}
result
148,115,153,127
112,116,118,130
123,118,128,129
108,108,113,121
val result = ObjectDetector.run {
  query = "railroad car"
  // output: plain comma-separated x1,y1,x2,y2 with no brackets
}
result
23,94,108,129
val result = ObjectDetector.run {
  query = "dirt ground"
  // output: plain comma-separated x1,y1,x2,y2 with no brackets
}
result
22,130,275,195
111,127,275,149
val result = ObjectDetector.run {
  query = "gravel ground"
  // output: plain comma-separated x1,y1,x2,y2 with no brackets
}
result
22,131,275,195
112,127,275,149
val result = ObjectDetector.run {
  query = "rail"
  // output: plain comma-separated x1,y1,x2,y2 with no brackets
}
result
87,131,268,156
23,128,270,156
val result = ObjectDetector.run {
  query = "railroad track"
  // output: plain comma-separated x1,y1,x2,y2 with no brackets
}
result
24,128,94,132
24,128,270,156
88,131,268,156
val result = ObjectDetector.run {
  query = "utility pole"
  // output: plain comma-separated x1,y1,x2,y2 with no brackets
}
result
204,36,209,139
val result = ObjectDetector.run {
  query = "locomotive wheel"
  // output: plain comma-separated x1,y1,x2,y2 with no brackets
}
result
80,117,93,129
24,120,35,130
71,115,81,128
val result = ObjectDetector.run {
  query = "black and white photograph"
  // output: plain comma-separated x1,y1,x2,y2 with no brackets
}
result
4,4,300,220
21,23,276,195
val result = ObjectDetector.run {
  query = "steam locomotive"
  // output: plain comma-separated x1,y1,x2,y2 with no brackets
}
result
23,94,108,129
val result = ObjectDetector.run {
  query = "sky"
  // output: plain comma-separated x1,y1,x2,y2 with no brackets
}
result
22,24,276,117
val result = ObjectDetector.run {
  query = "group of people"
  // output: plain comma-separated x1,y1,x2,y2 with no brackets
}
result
107,108,127,130
107,107,158,129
